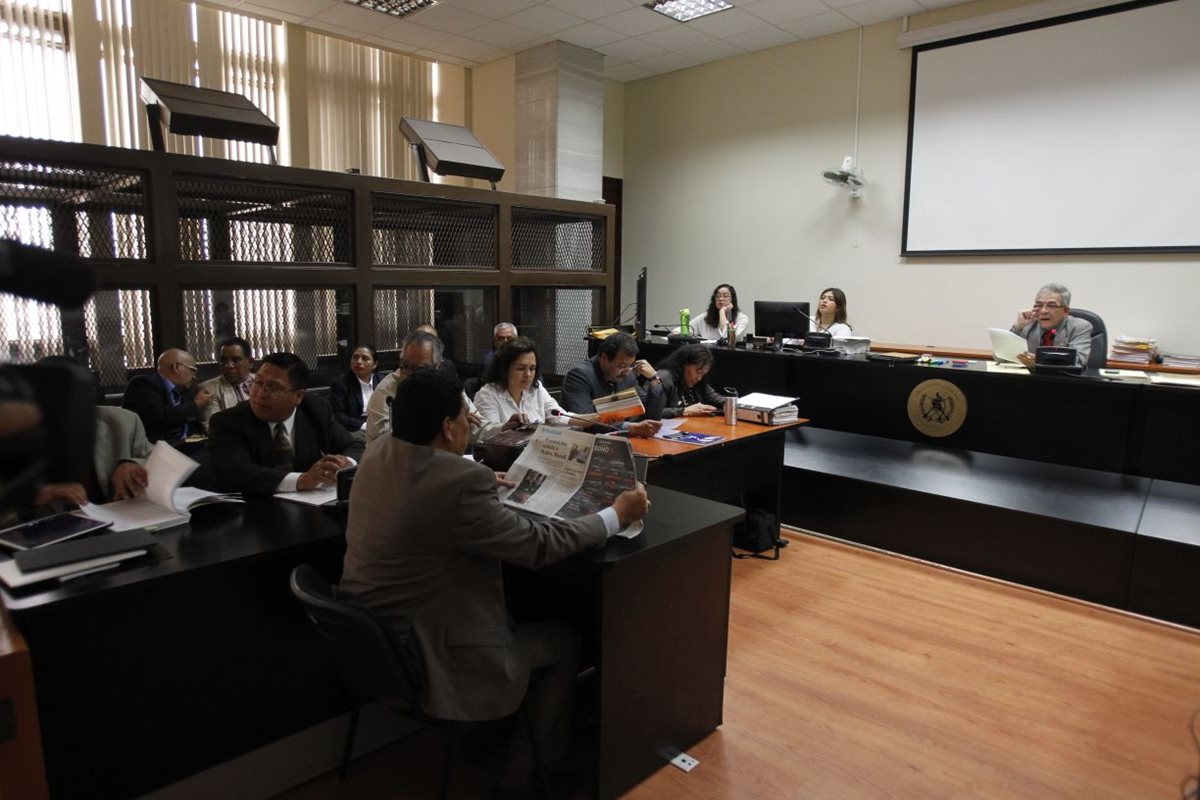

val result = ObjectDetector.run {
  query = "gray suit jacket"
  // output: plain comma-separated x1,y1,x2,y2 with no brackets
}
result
339,436,607,721
1012,315,1094,368
94,406,152,501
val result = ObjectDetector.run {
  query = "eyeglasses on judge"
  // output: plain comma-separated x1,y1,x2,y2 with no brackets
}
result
1032,302,1064,310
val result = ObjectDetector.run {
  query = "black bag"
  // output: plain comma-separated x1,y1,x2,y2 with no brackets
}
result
732,509,780,560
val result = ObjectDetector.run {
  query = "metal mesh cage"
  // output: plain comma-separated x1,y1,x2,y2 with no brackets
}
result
181,288,342,368
510,208,604,272
175,177,351,264
0,288,154,388
372,287,495,367
0,161,148,259
514,287,602,377
371,194,497,268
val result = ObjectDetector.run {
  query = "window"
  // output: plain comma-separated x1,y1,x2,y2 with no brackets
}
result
0,0,80,141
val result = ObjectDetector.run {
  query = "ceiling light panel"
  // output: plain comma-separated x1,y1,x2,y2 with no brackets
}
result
645,0,732,23
346,0,437,18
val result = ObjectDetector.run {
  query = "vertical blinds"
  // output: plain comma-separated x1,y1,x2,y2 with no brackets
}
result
0,0,80,140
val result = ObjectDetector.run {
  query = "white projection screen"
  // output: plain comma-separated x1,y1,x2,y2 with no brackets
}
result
902,0,1200,255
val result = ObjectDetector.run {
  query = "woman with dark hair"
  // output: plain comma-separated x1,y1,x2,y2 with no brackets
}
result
815,287,852,337
646,344,727,419
691,283,749,341
474,337,567,431
330,344,384,432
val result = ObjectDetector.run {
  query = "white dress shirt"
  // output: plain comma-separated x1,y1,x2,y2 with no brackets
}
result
473,382,567,426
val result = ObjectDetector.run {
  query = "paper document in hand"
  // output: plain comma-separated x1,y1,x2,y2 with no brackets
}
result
988,328,1029,363
79,440,208,531
592,387,646,423
500,427,638,532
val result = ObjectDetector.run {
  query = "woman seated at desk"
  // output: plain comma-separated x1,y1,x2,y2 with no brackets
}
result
647,344,727,419
815,287,853,337
690,283,749,341
329,344,384,433
474,337,568,431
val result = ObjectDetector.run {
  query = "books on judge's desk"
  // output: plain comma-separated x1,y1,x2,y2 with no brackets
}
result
736,392,800,425
80,440,243,532
499,427,643,539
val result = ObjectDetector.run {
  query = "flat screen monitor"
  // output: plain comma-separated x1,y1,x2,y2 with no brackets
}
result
754,301,810,339
635,267,647,340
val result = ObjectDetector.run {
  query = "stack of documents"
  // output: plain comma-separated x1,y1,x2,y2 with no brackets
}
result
1110,335,1156,365
737,392,800,425
593,387,645,423
1161,352,1200,369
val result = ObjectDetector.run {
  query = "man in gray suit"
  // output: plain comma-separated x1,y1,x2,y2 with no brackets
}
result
1010,282,1093,369
340,369,648,768
34,406,151,506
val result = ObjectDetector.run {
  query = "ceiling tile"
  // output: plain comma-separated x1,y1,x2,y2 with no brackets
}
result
604,62,654,82
369,21,453,48
314,4,399,34
416,48,466,65
689,7,775,37
435,34,504,59
637,23,714,52
595,6,676,37
915,0,967,9
555,22,626,49
595,36,667,63
304,19,361,38
744,0,830,25
724,25,799,51
544,0,638,22
250,0,334,18
464,19,541,49
678,38,747,64
502,4,587,34
838,0,923,25
634,51,700,75
239,2,308,24
778,10,859,38
449,0,540,19
405,4,492,33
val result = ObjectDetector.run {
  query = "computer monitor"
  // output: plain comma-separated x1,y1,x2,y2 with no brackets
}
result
635,267,647,340
754,301,810,340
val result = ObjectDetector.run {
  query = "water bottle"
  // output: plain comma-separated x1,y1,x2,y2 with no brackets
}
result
727,320,737,348
679,308,690,336
724,387,738,426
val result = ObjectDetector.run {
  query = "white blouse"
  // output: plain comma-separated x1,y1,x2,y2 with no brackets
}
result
473,382,568,426
690,311,749,341
823,321,853,338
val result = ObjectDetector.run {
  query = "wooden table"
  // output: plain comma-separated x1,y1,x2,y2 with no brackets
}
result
630,415,807,523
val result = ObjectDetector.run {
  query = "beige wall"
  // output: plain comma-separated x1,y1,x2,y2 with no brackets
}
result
468,56,517,193
619,0,1200,354
603,79,624,179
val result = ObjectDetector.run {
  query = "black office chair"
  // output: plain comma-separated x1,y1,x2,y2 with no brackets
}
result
288,565,546,799
1069,308,1108,369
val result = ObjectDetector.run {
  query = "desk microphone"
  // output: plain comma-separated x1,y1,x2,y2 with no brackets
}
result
792,306,826,334
550,409,622,433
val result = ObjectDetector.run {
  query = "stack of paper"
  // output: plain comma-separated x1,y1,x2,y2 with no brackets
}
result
1110,335,1156,365
737,392,800,425
1161,352,1200,369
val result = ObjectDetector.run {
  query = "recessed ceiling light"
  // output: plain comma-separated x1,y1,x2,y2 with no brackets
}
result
345,0,436,18
644,0,733,23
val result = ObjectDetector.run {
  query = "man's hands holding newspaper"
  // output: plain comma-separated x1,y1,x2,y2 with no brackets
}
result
612,482,650,528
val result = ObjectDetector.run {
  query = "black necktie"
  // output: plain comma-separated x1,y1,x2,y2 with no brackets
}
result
272,422,295,471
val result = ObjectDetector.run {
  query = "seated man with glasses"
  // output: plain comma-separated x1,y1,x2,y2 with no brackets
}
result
561,332,663,438
122,348,214,449
1009,282,1093,369
198,336,255,433
365,330,500,444
209,352,364,496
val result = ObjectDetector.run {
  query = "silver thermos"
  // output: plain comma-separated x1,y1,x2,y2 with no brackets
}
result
724,387,738,426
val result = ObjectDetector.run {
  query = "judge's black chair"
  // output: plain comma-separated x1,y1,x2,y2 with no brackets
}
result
288,564,546,799
1069,308,1108,370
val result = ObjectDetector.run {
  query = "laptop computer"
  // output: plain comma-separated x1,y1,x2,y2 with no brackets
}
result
988,327,1029,363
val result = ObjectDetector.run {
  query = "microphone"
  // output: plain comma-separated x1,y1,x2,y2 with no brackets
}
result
0,240,96,309
550,408,621,433
792,306,826,333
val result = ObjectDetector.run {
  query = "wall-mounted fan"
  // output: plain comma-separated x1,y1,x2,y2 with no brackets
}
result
822,156,866,199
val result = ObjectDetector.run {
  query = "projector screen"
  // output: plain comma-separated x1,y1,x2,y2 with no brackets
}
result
902,0,1200,256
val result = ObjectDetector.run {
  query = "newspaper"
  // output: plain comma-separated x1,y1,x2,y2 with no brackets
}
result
499,426,642,538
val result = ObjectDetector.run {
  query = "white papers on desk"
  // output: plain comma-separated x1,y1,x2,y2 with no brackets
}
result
737,392,799,410
984,361,1030,375
1149,373,1200,389
79,441,202,531
274,485,338,506
0,550,148,588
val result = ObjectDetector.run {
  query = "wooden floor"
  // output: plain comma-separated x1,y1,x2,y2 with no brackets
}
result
276,530,1200,799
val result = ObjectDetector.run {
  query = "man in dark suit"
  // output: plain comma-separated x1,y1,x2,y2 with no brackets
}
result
209,352,364,496
340,369,648,769
122,348,213,446
561,333,663,438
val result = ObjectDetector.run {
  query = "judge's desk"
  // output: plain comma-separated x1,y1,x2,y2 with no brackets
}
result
2,486,743,800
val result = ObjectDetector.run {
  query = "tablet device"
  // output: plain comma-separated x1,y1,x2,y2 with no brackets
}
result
0,513,113,552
